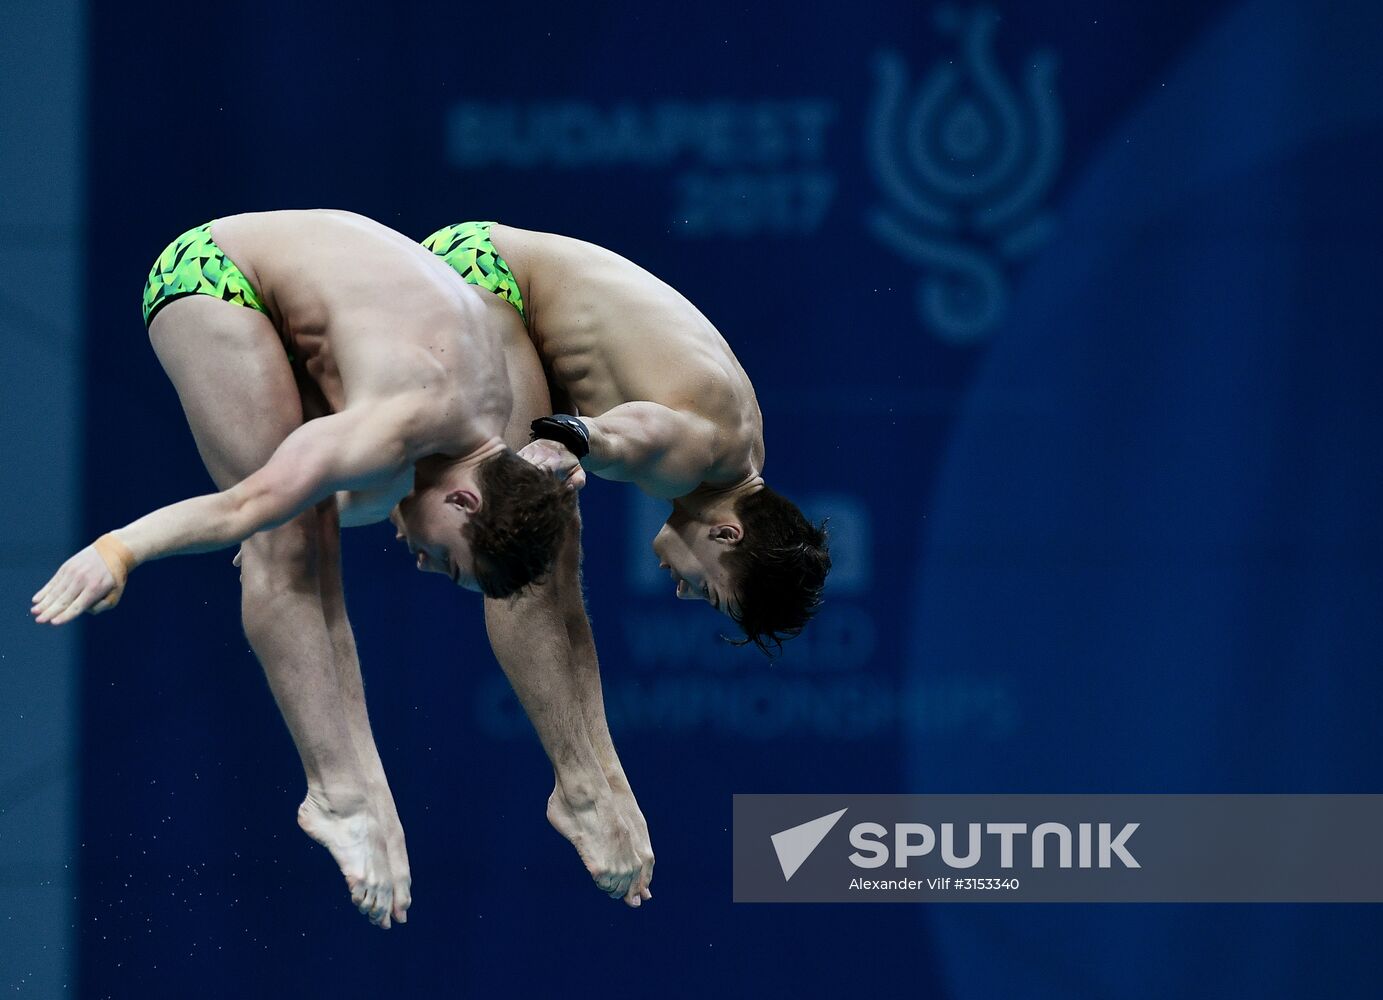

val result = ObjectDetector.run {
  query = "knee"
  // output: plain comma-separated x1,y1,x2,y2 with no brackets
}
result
238,516,320,603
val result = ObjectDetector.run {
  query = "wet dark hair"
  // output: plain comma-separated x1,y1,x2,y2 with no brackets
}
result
722,486,831,656
465,450,576,599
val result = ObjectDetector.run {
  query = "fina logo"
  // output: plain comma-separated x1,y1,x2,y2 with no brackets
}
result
867,6,1062,344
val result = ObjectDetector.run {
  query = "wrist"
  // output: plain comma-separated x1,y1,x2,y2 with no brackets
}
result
579,420,607,469
530,414,590,459
93,531,137,579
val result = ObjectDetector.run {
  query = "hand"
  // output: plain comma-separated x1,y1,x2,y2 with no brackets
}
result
519,438,586,491
31,545,120,625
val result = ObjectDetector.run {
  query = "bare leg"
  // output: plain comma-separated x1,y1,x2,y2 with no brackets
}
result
314,500,412,923
484,571,642,903
483,505,654,906
482,314,654,905
556,521,654,901
148,296,395,927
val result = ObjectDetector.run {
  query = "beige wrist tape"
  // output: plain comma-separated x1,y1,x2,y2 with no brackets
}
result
92,533,137,606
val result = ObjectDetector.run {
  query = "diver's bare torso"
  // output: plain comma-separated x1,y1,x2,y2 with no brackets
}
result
489,224,764,487
214,210,512,431
210,210,520,516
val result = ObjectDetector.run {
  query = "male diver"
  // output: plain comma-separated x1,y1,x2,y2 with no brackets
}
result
421,221,832,651
31,210,576,928
408,221,830,914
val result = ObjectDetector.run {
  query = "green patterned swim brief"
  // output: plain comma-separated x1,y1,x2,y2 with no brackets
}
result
142,222,267,327
421,221,526,321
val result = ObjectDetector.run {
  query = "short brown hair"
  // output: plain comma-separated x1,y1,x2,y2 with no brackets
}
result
465,450,576,598
723,486,831,655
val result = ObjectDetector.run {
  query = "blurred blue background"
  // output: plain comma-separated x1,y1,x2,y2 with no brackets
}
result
3,0,1382,995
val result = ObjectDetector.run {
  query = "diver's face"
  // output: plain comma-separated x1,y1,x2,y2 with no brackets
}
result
391,489,481,592
651,509,738,617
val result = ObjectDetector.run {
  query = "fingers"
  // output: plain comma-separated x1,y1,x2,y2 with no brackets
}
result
31,572,59,607
30,569,69,616
32,548,119,625
36,570,114,625
33,573,84,624
48,585,101,625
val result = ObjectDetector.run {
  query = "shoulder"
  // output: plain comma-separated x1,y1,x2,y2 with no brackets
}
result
332,392,433,458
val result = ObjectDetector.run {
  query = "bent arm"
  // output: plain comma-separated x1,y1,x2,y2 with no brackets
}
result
579,402,717,497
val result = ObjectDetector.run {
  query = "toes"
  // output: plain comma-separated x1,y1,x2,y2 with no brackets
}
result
355,875,391,926
597,872,629,899
371,886,393,927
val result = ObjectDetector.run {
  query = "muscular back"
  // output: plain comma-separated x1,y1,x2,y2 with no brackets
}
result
490,224,765,481
212,210,514,453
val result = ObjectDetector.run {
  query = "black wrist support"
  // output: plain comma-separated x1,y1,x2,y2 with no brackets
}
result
529,414,591,459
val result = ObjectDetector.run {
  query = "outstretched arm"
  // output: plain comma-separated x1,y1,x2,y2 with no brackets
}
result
31,398,419,624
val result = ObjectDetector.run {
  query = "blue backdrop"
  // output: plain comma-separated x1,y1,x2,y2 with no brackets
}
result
60,0,1383,996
